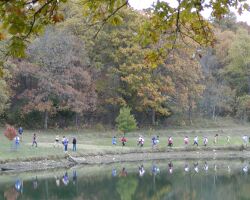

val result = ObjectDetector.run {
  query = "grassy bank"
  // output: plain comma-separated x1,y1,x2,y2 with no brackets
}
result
1,123,250,163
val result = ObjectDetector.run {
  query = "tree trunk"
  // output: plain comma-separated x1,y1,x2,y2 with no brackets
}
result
212,105,216,120
244,109,247,122
44,110,48,129
152,110,156,126
75,113,79,128
188,98,193,125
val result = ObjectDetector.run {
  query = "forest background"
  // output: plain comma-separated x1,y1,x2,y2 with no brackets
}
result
1,1,250,131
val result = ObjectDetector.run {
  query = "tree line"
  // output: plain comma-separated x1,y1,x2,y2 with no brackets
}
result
0,2,250,129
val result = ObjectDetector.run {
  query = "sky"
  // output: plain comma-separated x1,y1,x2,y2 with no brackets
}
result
129,0,250,25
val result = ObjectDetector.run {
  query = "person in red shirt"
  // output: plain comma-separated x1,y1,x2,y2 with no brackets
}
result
168,136,173,147
121,136,127,146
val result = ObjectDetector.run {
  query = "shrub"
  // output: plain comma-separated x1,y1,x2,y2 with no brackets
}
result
4,125,17,140
115,107,137,134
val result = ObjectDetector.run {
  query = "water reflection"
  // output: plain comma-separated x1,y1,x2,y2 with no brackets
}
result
138,165,145,177
184,164,189,172
194,162,199,173
112,168,117,177
119,167,127,177
243,165,248,173
72,170,77,185
204,161,209,172
62,172,69,186
15,179,23,193
4,187,20,200
55,175,60,187
32,177,38,190
168,162,173,174
2,160,250,200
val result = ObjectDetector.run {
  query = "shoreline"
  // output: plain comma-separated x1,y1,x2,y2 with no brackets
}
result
1,146,250,173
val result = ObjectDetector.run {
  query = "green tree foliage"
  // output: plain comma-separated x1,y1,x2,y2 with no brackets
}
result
115,107,137,133
0,0,249,59
0,62,12,115
223,29,250,96
236,95,250,121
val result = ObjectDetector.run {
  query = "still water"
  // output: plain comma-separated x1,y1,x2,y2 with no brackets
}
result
1,159,250,200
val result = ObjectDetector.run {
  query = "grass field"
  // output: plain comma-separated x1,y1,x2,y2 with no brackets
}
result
1,123,250,162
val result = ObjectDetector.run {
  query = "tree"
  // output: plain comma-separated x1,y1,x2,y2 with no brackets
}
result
236,95,250,121
0,61,11,114
212,12,237,31
115,107,137,133
4,125,17,141
223,29,250,96
0,0,249,60
0,76,10,114
11,28,97,129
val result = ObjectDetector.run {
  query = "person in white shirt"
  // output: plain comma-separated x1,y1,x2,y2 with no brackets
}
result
137,135,144,147
203,137,208,146
193,136,198,146
242,135,248,146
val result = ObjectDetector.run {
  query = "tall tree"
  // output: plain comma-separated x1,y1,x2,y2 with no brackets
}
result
12,29,97,129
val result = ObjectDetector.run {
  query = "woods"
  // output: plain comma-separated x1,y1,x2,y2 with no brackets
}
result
0,1,250,129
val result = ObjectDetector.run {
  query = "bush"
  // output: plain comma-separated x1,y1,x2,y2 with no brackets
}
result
115,107,137,133
4,125,17,140
94,123,106,132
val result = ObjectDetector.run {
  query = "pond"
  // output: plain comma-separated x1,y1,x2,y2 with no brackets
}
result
1,159,250,200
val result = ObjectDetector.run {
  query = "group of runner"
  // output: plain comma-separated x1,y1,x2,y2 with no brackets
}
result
112,133,250,148
14,127,77,152
14,126,250,151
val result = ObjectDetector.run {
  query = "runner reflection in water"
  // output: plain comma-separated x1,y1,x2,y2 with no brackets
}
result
139,165,145,177
73,170,77,185
214,164,217,172
243,165,248,173
112,168,117,177
33,176,38,190
168,162,173,174
15,178,23,194
184,164,189,172
62,172,69,186
194,163,199,173
152,164,160,176
55,176,60,187
204,162,209,172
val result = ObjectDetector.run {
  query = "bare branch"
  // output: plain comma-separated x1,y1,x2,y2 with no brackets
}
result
22,0,56,40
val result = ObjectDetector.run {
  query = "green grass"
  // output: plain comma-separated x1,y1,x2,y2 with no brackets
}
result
1,125,250,162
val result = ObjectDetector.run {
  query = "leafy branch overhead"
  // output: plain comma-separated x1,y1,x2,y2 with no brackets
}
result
0,0,250,60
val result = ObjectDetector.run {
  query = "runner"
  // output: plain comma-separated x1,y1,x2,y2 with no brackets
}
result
193,136,198,146
112,136,117,145
121,136,127,146
203,137,208,146
72,137,77,151
184,136,189,145
168,136,173,147
32,133,37,147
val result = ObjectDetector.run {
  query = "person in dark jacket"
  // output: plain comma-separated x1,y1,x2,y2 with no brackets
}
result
72,137,77,151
